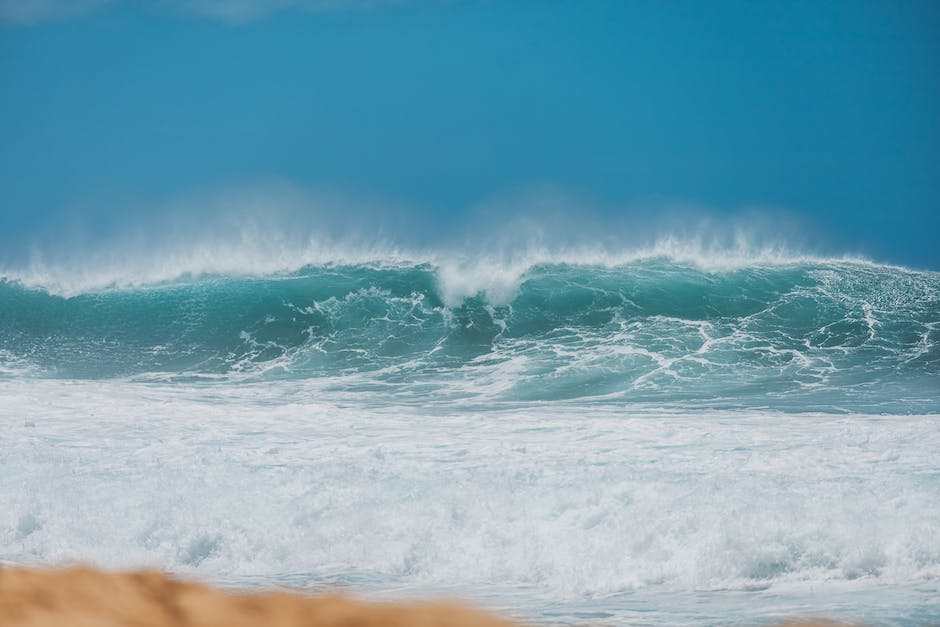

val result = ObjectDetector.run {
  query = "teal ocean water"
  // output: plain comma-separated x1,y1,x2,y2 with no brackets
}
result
2,255,939,624
3,259,938,412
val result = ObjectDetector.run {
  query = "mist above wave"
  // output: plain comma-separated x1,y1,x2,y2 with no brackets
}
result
0,181,880,300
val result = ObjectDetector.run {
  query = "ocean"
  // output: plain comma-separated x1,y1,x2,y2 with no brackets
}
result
2,253,939,625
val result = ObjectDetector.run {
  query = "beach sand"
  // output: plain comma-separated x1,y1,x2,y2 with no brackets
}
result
0,566,517,627
0,565,857,627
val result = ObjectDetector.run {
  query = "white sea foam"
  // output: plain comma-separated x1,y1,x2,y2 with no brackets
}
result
2,377,939,623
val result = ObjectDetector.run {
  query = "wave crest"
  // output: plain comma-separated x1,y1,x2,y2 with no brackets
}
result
1,234,916,301
2,258,937,412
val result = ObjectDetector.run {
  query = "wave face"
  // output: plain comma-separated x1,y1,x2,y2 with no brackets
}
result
2,259,938,412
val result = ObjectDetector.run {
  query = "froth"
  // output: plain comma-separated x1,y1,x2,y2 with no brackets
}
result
2,378,939,622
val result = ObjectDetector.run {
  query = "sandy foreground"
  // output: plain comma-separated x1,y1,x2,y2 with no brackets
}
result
0,566,853,627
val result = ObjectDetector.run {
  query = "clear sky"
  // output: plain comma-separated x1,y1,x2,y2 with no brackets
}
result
1,0,939,268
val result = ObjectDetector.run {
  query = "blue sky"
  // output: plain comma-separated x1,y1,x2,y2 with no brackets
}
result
1,0,938,267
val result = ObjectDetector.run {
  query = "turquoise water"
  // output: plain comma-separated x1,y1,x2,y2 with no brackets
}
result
1,256,939,624
2,260,938,412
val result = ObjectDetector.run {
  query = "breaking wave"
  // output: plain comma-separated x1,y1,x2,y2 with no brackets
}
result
2,255,937,412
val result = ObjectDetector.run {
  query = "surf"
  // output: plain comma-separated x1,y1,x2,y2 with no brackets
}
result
1,257,937,413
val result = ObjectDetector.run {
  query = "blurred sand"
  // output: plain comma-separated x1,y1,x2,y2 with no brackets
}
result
0,566,517,627
0,566,857,627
